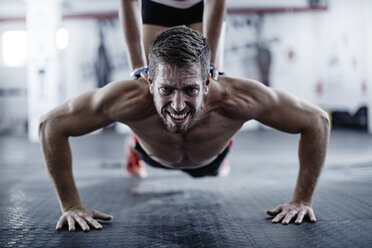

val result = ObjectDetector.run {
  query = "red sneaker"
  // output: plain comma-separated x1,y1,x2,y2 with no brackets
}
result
219,140,233,177
218,158,231,177
125,135,147,178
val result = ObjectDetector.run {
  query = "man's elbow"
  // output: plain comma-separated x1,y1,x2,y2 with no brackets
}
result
38,114,63,142
38,114,50,142
314,109,331,136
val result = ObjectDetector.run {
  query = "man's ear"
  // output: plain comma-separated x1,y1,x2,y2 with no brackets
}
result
148,77,154,94
204,74,210,95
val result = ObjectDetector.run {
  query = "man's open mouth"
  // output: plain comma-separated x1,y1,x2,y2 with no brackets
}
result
166,111,190,124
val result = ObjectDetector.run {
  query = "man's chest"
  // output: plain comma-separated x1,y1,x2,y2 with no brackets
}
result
129,114,242,168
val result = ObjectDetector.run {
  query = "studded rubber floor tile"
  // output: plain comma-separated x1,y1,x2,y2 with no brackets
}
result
1,129,372,247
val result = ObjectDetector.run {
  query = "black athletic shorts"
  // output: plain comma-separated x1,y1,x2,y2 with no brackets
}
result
134,139,232,178
142,0,203,27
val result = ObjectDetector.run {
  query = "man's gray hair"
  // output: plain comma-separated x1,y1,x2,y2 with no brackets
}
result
148,26,211,82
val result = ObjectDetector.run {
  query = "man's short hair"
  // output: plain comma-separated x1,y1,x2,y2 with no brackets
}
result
148,26,211,82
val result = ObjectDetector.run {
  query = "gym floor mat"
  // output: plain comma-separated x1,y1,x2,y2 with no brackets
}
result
1,129,372,247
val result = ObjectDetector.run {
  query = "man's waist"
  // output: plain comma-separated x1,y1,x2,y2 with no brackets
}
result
149,154,219,169
133,138,232,170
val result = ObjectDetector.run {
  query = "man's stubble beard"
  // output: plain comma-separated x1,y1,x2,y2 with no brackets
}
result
155,100,204,134
160,104,197,134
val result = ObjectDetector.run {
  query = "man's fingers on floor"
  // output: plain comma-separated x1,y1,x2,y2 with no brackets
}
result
74,216,90,232
93,210,113,220
272,212,286,223
295,209,307,224
67,216,76,232
308,208,316,222
85,217,103,230
282,211,297,225
266,205,282,216
56,216,66,230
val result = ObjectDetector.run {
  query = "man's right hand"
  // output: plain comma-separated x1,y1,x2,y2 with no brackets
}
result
56,207,113,232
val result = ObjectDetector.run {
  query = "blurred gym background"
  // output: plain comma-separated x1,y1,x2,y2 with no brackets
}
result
0,0,371,142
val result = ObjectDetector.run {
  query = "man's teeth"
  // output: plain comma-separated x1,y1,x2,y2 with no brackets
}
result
170,112,187,120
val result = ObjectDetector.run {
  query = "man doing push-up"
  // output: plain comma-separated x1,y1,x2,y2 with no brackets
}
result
39,26,330,232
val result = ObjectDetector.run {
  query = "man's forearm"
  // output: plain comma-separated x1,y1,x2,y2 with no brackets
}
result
203,0,226,68
119,0,147,70
39,122,83,211
292,113,330,204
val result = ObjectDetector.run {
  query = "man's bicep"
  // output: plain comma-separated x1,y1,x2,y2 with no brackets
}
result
254,89,315,134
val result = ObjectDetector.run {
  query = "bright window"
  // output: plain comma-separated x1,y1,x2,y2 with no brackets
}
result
56,28,69,49
3,30,27,67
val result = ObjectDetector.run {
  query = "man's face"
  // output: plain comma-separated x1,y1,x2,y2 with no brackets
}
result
148,63,209,134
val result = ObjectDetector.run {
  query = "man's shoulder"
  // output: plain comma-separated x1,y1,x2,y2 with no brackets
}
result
101,78,149,95
216,75,262,90
210,76,265,104
209,76,272,120
96,79,150,103
95,79,155,122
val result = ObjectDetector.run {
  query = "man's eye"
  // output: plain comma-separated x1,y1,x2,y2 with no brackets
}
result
160,87,172,94
185,87,198,94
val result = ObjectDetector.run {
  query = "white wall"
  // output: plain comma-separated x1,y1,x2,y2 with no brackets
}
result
0,0,371,134
365,0,372,133
314,0,369,112
61,19,129,100
0,22,27,134
224,0,370,113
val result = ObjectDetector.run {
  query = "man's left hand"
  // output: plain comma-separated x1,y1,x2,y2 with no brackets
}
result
266,202,316,225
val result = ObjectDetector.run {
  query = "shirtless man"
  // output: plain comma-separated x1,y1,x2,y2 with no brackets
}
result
39,26,330,232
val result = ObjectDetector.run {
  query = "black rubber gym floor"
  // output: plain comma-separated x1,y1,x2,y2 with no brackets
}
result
1,129,372,247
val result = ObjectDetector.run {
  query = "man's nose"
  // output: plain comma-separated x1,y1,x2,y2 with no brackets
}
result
171,91,186,112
